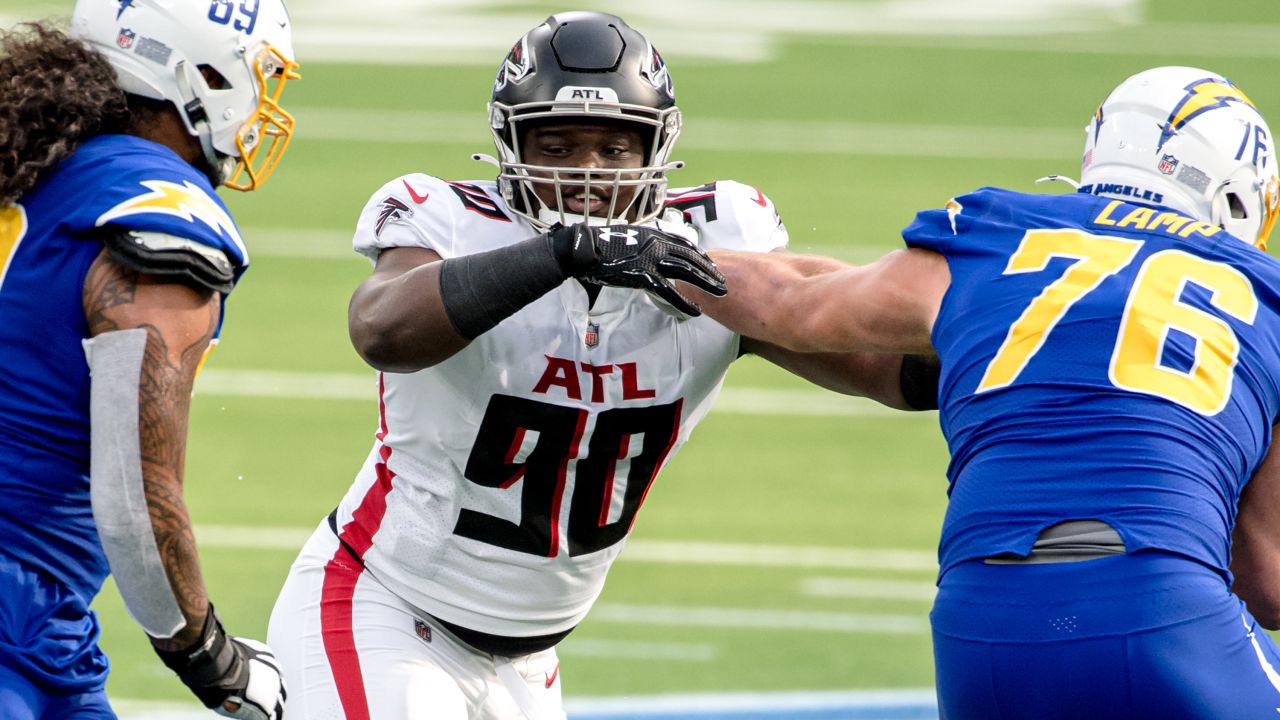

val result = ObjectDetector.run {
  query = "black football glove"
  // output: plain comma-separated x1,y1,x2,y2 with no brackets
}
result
550,223,727,316
154,606,286,720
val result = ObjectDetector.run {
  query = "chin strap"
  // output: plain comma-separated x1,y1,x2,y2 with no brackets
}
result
173,61,232,186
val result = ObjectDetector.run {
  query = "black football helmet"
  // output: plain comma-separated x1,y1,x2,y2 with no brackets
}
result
481,12,683,230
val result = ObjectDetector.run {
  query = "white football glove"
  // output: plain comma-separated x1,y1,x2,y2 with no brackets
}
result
215,637,287,720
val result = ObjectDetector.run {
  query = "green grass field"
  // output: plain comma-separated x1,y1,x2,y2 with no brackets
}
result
6,0,1280,713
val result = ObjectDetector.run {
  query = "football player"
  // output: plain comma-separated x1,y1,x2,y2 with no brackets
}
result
267,11,934,720
0,1,299,718
695,66,1280,717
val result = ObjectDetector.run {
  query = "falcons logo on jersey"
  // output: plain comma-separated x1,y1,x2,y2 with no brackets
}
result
375,196,413,237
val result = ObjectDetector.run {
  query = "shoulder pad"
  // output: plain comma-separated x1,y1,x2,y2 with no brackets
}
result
902,187,1026,256
666,179,787,252
354,175,520,261
102,228,236,294
57,137,247,271
95,179,244,258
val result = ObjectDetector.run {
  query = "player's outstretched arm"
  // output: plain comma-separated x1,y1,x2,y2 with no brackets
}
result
83,249,285,719
1231,425,1280,630
700,248,947,355
743,339,938,411
349,224,726,373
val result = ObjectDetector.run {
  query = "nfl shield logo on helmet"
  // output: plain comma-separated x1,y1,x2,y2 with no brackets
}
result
116,28,136,49
585,322,600,348
1159,154,1179,175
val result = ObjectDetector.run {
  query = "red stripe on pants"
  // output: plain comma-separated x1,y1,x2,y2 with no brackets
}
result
320,547,370,720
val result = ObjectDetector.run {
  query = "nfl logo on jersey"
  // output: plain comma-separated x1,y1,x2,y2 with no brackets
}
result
1158,154,1179,175
585,322,600,348
116,28,136,49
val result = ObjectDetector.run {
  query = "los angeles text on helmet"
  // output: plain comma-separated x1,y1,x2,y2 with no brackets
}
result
1078,183,1165,205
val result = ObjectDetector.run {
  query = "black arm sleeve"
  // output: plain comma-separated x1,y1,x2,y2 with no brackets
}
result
101,228,236,294
437,225,592,340
900,354,941,411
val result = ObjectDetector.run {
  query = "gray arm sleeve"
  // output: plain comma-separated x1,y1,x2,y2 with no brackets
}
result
84,328,187,639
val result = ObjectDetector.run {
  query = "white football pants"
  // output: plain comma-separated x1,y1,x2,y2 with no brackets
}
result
268,522,567,720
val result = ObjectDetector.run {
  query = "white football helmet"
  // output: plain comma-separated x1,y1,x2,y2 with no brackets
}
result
71,0,300,191
1080,66,1278,249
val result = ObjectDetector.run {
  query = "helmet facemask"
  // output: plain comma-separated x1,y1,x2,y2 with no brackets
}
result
489,99,682,230
223,45,301,191
1260,176,1280,248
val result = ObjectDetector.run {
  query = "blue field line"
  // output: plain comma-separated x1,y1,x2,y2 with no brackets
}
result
564,690,939,720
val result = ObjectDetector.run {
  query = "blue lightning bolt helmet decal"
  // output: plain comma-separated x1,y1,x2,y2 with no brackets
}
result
1158,77,1259,151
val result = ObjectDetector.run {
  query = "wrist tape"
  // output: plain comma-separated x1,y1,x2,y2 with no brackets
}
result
154,605,243,707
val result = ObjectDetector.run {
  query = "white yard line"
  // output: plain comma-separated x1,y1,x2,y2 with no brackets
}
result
237,227,898,265
559,639,718,662
113,689,939,720
240,227,359,260
564,689,939,716
11,1,1277,64
711,387,914,418
195,368,375,401
841,21,1280,59
801,576,938,601
194,525,937,572
291,106,1081,160
193,367,933,419
194,524,312,549
587,603,927,635
618,540,936,572
3,0,1140,62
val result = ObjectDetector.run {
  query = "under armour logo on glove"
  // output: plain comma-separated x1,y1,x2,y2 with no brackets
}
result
597,228,640,245
551,223,727,316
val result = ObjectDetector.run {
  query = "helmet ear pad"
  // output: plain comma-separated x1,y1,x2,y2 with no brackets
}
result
1213,169,1278,248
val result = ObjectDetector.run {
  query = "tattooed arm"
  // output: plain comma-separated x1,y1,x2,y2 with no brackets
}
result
83,247,218,651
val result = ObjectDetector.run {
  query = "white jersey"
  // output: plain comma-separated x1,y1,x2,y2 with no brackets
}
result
336,176,787,638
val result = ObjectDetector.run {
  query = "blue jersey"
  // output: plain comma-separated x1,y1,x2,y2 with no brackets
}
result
903,187,1280,581
0,134,247,603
